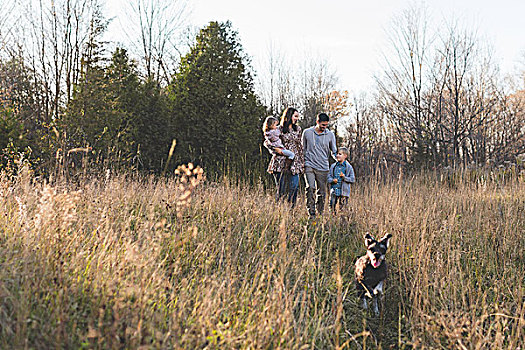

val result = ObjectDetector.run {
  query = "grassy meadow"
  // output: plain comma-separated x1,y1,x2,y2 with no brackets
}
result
0,165,524,349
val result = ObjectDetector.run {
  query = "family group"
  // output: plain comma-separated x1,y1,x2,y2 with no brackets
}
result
263,107,355,217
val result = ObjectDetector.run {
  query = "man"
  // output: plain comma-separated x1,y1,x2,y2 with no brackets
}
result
302,113,337,218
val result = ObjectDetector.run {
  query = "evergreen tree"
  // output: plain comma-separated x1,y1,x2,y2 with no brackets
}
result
134,79,170,171
0,105,31,171
105,48,141,166
168,21,266,172
64,46,139,168
106,48,171,172
0,57,45,170
63,11,115,167
65,45,171,172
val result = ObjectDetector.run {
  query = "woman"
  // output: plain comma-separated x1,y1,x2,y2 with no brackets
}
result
267,107,304,207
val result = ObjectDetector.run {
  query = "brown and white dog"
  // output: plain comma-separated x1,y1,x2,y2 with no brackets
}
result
355,233,392,315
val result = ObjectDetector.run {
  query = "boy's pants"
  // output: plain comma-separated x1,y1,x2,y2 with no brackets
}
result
330,194,348,211
304,166,328,217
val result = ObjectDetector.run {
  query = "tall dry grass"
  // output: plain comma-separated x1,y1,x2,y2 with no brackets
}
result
0,165,523,349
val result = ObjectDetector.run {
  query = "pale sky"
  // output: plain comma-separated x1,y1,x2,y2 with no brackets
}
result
189,0,525,93
107,0,525,94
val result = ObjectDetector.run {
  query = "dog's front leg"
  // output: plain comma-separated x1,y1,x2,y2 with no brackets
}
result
372,297,379,315
372,281,384,315
361,297,368,310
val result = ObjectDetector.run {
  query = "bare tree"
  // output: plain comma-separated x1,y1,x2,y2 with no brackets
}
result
14,0,105,122
255,41,299,115
376,5,508,169
297,52,339,127
489,89,525,163
376,4,435,167
432,23,500,166
121,0,189,85
0,0,16,54
255,44,339,125
518,52,525,90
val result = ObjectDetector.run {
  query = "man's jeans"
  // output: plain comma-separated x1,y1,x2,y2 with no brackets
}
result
304,166,328,216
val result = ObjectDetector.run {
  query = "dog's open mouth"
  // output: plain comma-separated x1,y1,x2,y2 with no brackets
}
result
371,259,381,268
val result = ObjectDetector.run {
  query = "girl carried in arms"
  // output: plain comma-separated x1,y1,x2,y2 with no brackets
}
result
262,116,295,160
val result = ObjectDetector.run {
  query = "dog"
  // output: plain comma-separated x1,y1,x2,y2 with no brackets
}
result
355,233,392,315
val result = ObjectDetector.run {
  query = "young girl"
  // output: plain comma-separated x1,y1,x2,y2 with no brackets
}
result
262,116,295,160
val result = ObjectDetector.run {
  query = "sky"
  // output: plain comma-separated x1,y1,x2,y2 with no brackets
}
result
106,0,525,94
187,0,525,94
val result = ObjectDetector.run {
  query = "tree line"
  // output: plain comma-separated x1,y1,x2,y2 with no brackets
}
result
0,0,266,178
256,6,525,177
345,7,525,176
0,1,523,180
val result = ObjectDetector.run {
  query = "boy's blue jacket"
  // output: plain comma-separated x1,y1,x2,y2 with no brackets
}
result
327,160,355,197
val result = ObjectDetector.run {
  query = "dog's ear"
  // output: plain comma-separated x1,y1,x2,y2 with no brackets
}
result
364,233,375,247
379,233,393,248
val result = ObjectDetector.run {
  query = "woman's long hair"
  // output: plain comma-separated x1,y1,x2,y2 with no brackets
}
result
280,107,298,134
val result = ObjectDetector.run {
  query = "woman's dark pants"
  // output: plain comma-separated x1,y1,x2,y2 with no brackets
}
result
273,171,299,207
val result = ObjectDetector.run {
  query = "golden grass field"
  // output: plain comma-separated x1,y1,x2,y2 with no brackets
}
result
1,165,524,349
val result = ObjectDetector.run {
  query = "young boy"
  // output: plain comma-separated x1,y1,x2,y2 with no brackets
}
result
328,147,355,211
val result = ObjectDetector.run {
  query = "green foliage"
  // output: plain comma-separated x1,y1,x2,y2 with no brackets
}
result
62,47,172,172
64,48,140,168
133,79,171,171
0,58,45,171
0,105,32,173
0,106,25,149
0,59,38,124
168,21,266,173
4,20,269,177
